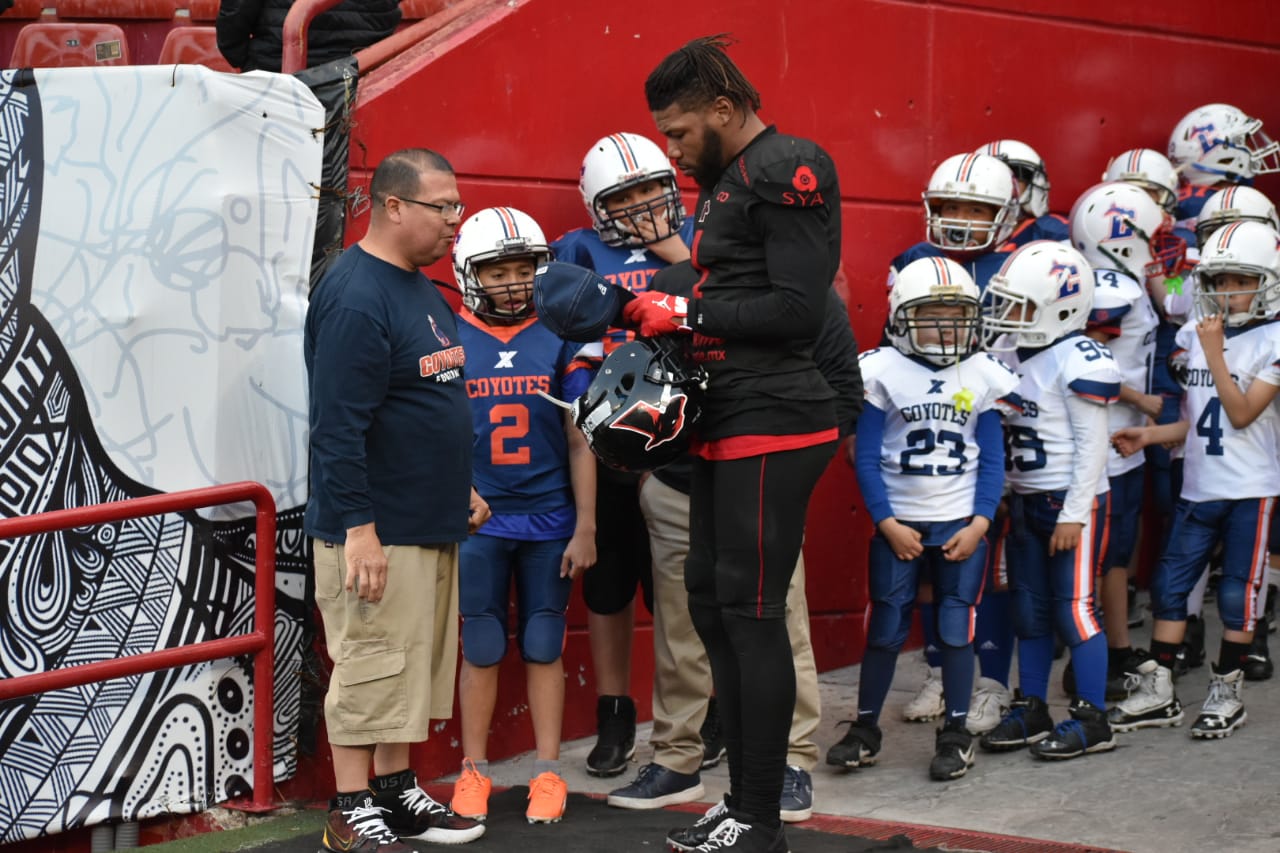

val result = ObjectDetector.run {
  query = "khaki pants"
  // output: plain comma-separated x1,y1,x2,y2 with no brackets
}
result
314,539,460,746
641,475,821,774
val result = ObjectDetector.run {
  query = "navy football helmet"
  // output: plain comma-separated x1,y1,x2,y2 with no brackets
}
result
572,338,705,472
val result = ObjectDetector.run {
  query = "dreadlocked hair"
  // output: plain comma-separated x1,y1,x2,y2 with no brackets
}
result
645,34,761,114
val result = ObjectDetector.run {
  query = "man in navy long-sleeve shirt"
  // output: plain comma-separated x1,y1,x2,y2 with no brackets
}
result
304,149,486,851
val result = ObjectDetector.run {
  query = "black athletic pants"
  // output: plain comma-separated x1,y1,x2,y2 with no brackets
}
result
685,440,836,826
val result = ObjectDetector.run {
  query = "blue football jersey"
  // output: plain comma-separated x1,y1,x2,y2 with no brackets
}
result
552,218,695,353
459,312,589,520
1002,213,1069,248
888,242,1008,294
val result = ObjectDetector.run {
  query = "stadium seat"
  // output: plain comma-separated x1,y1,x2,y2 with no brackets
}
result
158,25,233,72
56,0,182,19
188,0,218,22
10,22,132,67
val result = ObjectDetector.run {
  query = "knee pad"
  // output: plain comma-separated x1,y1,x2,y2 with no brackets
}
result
1053,599,1101,647
461,614,507,667
1216,575,1248,631
518,611,567,664
865,599,911,652
935,599,975,648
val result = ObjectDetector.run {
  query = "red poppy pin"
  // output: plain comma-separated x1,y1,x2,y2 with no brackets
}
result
791,165,818,192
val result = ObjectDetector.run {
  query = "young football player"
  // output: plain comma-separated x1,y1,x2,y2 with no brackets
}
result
828,257,1015,781
1168,103,1280,230
977,139,1070,245
449,207,598,824
1109,220,1280,739
1069,183,1172,693
979,241,1120,760
890,153,1021,729
551,132,693,778
889,152,1021,294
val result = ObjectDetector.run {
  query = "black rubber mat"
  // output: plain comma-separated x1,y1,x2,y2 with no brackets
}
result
246,788,933,852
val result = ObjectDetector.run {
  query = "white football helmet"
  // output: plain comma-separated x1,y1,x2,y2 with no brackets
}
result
579,132,685,248
1195,185,1280,249
452,206,552,322
887,257,982,365
923,153,1020,252
1194,220,1280,326
982,241,1095,351
1069,181,1187,283
1168,103,1280,186
1102,148,1179,213
977,139,1051,218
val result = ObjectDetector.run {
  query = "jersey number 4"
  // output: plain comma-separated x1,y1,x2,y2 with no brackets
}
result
899,428,967,475
1195,398,1225,456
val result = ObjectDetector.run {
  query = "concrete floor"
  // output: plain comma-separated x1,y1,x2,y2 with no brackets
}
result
454,599,1280,853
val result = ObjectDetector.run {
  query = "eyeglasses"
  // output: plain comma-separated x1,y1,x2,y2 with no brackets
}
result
395,196,466,218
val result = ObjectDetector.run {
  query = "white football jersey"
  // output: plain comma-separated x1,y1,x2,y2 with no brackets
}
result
1001,334,1122,494
1173,319,1280,502
1090,268,1159,476
860,348,1020,522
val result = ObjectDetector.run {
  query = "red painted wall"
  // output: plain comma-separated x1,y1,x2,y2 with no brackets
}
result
326,0,1280,791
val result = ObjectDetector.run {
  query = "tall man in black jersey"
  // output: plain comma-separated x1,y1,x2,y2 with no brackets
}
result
624,35,842,853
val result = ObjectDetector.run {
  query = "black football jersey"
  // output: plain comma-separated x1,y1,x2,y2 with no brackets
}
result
685,126,842,439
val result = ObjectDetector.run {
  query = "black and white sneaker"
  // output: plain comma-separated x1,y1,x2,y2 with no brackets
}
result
1108,658,1183,731
689,816,787,852
928,728,975,781
667,798,730,852
1190,666,1247,738
376,780,485,845
824,720,881,768
1030,698,1116,760
979,691,1053,751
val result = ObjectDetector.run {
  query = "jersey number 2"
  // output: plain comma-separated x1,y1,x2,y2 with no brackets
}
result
490,403,530,465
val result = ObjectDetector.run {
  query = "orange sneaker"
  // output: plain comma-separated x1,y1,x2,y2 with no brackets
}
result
525,771,567,824
450,758,492,821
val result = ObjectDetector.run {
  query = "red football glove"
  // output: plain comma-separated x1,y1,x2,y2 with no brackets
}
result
621,291,691,337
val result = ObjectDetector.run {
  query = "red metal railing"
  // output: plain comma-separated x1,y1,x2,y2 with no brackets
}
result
0,482,279,813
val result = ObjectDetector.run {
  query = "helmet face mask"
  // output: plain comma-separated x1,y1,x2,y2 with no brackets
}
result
1168,103,1280,186
888,257,982,365
1069,182,1187,283
923,153,1020,253
1195,186,1280,250
981,241,1095,351
453,207,552,323
1194,220,1280,326
580,133,686,248
571,339,706,472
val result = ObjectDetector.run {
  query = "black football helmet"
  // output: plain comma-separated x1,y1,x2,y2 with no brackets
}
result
572,338,705,472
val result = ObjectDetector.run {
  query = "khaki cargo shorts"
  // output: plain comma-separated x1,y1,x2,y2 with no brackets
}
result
314,539,460,745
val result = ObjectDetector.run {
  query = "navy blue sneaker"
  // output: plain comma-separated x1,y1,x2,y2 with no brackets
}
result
778,765,812,822
607,762,705,810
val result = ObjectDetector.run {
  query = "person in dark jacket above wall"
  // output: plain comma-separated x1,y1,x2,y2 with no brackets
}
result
216,0,401,73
